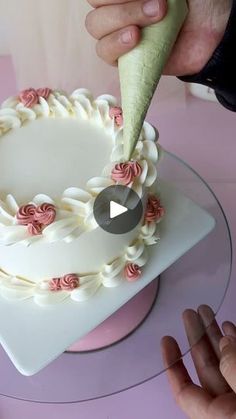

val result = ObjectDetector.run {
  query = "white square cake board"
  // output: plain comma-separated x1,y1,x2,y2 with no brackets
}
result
0,180,215,375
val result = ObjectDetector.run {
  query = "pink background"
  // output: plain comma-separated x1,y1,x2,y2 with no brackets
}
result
0,56,235,419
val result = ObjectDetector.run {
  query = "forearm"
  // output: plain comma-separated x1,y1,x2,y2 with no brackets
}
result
179,0,236,112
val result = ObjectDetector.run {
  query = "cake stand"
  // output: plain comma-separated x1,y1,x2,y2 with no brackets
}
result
0,151,231,403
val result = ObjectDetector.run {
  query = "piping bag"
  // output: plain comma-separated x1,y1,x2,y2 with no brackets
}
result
118,0,188,160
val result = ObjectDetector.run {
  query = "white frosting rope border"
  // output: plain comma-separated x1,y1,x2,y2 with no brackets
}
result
0,89,159,246
0,220,161,307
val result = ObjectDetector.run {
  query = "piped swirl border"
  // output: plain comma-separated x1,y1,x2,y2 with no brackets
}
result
0,208,164,307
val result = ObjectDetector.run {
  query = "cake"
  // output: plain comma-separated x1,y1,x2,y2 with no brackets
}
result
0,88,164,306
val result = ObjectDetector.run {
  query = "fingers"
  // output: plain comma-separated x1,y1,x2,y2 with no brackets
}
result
161,336,193,395
96,26,140,65
86,0,167,65
219,336,236,393
222,321,236,338
161,336,212,418
88,0,134,7
198,305,223,359
86,0,167,40
183,309,230,396
219,320,236,392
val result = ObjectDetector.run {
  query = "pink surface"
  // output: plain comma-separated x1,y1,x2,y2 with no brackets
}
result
0,56,235,419
68,280,158,352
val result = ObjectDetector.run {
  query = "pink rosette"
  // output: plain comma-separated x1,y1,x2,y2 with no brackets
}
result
109,106,122,118
111,161,142,185
131,161,142,177
34,203,56,226
109,107,123,126
16,204,36,226
49,278,62,292
60,274,80,291
28,222,43,236
145,195,165,223
36,88,52,100
19,88,39,108
115,114,123,126
16,202,56,236
124,263,142,282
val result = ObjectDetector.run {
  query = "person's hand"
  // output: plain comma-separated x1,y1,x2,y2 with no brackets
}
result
161,305,236,419
86,0,232,75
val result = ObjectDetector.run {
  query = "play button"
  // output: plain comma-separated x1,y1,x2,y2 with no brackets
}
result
110,201,128,219
93,185,143,235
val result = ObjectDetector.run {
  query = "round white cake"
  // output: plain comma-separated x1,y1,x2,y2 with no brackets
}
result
0,88,164,306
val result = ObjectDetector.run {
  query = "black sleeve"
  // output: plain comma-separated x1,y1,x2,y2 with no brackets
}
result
178,0,236,112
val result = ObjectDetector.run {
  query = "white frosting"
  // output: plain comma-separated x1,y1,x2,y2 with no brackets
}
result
0,222,160,306
0,90,158,246
0,88,163,306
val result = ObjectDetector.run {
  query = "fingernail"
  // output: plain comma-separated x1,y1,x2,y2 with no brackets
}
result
198,305,214,326
219,336,236,352
120,30,133,44
222,321,236,338
143,0,160,17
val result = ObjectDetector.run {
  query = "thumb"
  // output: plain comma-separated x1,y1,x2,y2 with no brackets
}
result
219,336,236,393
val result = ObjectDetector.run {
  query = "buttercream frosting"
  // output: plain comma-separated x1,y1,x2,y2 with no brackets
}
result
124,263,142,282
19,88,39,108
109,106,123,126
0,89,159,246
49,274,80,291
0,212,162,306
145,195,165,223
111,161,142,185
0,88,164,306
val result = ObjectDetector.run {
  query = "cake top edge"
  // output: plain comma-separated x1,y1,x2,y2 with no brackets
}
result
0,87,160,248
